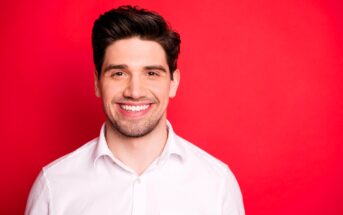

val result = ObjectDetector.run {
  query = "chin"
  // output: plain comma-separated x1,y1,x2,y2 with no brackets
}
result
109,117,162,138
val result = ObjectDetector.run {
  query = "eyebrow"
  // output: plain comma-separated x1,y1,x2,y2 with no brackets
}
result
103,64,167,73
144,65,167,73
103,64,128,73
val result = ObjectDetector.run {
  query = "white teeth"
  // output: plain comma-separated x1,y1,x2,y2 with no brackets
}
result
120,104,149,112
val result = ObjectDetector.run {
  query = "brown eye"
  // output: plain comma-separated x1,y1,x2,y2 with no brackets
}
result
111,71,124,77
147,71,158,76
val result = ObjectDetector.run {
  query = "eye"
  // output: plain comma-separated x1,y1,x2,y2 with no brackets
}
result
110,71,125,77
147,71,159,76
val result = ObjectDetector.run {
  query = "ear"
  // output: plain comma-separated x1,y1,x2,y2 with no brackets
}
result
169,69,180,98
94,70,101,97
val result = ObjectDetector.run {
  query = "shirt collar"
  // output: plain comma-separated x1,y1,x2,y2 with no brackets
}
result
92,123,115,165
93,120,186,166
159,120,186,163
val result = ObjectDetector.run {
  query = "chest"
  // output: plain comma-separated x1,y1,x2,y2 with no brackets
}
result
50,170,221,215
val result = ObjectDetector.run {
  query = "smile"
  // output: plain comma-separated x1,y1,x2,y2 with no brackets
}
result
120,104,150,112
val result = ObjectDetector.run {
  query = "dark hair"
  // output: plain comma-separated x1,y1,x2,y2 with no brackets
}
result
92,5,181,79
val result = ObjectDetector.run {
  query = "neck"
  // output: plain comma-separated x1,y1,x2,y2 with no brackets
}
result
105,119,168,175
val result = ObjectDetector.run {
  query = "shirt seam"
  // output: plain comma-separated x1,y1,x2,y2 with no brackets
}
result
42,168,53,215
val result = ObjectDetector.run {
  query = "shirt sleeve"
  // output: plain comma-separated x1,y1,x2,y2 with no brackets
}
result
25,169,51,215
220,168,245,215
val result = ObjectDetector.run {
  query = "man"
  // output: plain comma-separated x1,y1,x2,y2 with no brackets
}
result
25,5,245,215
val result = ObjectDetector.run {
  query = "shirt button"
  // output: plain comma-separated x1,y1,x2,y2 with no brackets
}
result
136,177,141,184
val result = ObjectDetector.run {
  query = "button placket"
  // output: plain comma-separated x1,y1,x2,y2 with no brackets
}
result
131,177,146,215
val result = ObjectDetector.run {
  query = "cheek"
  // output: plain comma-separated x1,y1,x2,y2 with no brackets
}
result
100,91,118,109
151,79,176,99
150,84,171,100
101,82,121,99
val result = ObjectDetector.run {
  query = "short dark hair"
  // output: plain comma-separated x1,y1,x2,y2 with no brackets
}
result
92,5,181,79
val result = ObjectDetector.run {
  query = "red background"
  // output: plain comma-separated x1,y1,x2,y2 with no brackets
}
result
1,0,342,214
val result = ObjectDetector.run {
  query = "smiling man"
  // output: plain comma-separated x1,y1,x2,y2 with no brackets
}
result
25,6,245,215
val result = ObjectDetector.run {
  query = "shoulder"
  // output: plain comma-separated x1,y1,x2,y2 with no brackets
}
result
175,135,234,178
42,138,98,176
25,138,99,214
174,134,244,205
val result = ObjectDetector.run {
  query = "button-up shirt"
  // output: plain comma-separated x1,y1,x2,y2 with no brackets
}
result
25,122,245,215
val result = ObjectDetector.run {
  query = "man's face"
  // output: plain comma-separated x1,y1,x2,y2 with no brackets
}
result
95,37,180,138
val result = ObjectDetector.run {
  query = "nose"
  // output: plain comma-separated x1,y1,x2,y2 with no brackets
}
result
123,75,146,99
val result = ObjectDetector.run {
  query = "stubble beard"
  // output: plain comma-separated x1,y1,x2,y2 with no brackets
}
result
108,115,163,138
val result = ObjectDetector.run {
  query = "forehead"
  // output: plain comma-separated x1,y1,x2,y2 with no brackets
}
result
103,37,168,69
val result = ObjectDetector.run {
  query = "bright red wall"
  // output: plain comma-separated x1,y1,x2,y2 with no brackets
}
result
1,0,342,214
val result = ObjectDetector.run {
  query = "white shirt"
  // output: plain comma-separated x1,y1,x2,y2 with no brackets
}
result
25,122,245,215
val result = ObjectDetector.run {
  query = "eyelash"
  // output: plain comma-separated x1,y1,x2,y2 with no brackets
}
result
109,71,160,78
110,71,125,77
147,71,159,76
